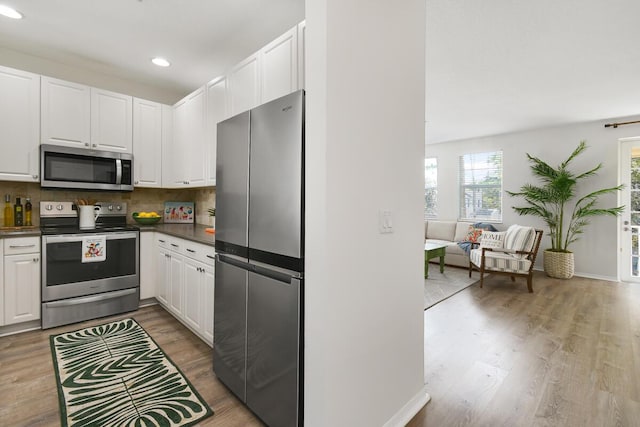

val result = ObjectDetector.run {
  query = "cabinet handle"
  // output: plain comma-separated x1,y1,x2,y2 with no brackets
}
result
186,248,196,253
33,257,39,262
165,254,170,258
33,174,39,179
170,243,179,248
135,180,139,185
206,255,215,259
93,143,97,147
9,244,36,249
84,142,90,147
158,239,166,243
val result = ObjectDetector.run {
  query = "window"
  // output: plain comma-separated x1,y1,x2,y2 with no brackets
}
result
459,150,503,222
425,157,437,219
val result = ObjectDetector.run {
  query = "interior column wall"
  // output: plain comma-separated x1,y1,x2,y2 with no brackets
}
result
304,0,428,425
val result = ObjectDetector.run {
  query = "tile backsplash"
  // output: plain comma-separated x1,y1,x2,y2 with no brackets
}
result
0,181,215,227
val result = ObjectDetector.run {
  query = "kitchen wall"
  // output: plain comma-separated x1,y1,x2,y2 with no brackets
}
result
0,182,215,227
426,113,640,280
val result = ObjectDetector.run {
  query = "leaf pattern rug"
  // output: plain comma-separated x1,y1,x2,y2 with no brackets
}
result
50,318,213,427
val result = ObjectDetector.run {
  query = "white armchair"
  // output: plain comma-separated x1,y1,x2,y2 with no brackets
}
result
469,225,543,293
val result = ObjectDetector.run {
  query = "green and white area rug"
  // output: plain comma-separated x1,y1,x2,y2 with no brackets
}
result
50,318,213,427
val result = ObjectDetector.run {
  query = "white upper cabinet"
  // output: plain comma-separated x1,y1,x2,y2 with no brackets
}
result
206,76,228,186
42,76,133,153
91,88,133,153
133,98,163,187
161,104,173,187
261,26,298,104
0,66,40,182
41,76,91,149
185,86,206,186
298,20,306,90
229,52,261,115
168,86,206,188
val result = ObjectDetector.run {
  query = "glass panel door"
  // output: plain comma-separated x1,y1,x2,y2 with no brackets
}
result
619,137,640,282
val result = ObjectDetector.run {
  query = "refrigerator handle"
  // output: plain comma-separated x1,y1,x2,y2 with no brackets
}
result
217,253,250,269
217,254,296,284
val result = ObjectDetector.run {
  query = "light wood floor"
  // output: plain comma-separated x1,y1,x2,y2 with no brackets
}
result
410,271,640,427
2,272,640,426
0,305,263,426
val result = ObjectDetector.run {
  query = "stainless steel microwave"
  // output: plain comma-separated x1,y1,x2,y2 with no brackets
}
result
40,144,133,191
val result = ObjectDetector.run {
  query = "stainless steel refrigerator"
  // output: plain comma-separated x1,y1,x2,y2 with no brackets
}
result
214,90,304,427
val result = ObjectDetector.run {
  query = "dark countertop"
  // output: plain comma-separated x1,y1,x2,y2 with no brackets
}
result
137,223,215,247
0,226,41,238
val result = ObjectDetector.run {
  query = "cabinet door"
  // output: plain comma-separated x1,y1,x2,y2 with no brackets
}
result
133,98,163,187
0,66,40,183
139,232,156,300
185,86,206,186
4,253,40,325
91,88,133,153
202,262,215,346
206,76,228,186
41,76,90,148
156,246,170,306
229,52,261,115
183,257,203,332
168,99,188,187
261,26,298,103
169,252,184,315
297,20,306,90
161,104,173,188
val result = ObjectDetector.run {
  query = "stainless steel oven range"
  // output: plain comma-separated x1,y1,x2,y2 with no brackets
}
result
40,201,140,329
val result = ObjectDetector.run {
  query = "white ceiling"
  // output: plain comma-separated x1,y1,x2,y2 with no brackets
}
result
1,1,638,144
426,0,640,144
0,0,304,99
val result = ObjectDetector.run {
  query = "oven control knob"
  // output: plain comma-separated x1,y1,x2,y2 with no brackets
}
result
56,204,64,211
45,204,53,211
108,205,114,211
116,205,122,211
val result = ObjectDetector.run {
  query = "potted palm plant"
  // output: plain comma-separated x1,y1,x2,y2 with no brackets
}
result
507,141,624,279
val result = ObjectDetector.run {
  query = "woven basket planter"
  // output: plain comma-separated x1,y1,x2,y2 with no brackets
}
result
544,250,574,279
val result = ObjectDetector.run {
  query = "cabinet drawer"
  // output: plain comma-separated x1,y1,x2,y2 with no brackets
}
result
182,241,215,265
4,236,40,255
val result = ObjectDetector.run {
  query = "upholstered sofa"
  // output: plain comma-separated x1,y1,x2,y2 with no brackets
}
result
424,220,476,268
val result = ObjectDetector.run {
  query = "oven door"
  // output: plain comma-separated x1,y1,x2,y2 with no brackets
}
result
41,231,139,302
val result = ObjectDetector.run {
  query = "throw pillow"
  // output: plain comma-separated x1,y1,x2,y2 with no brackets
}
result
479,231,506,250
504,225,536,259
464,225,483,243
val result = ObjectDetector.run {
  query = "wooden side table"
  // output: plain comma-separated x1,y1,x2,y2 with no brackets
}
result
424,242,447,278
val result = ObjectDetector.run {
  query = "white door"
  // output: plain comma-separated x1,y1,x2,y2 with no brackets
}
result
133,98,162,187
229,52,261,115
261,26,298,103
185,86,207,186
619,137,640,282
91,88,133,153
4,253,40,324
183,257,203,331
206,76,228,186
41,76,91,148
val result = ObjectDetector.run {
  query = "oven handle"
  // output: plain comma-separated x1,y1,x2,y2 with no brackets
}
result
44,288,137,307
43,232,138,243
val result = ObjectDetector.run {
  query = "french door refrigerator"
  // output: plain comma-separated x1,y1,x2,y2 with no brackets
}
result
214,90,304,427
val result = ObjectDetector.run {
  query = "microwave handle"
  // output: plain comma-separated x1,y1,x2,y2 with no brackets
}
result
116,159,122,185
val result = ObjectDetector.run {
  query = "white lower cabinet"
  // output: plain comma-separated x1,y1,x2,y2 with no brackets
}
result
139,232,156,300
153,233,214,346
3,237,41,325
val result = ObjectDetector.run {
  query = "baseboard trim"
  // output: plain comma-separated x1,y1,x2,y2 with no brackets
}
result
383,385,431,427
533,266,617,282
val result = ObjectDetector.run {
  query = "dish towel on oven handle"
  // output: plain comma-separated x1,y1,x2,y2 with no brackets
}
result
82,235,106,263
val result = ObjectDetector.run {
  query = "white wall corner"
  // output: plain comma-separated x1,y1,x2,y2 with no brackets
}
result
383,386,431,427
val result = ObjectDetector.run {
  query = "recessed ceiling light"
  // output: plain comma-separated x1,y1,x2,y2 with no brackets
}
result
151,57,170,67
0,5,23,19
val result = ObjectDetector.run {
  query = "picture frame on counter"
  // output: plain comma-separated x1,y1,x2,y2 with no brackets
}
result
163,202,195,223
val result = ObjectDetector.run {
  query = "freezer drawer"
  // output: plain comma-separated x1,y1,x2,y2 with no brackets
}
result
246,270,301,427
213,258,248,401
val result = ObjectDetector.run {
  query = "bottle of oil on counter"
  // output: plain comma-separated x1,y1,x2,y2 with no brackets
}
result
3,194,12,227
25,197,32,226
14,197,23,227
